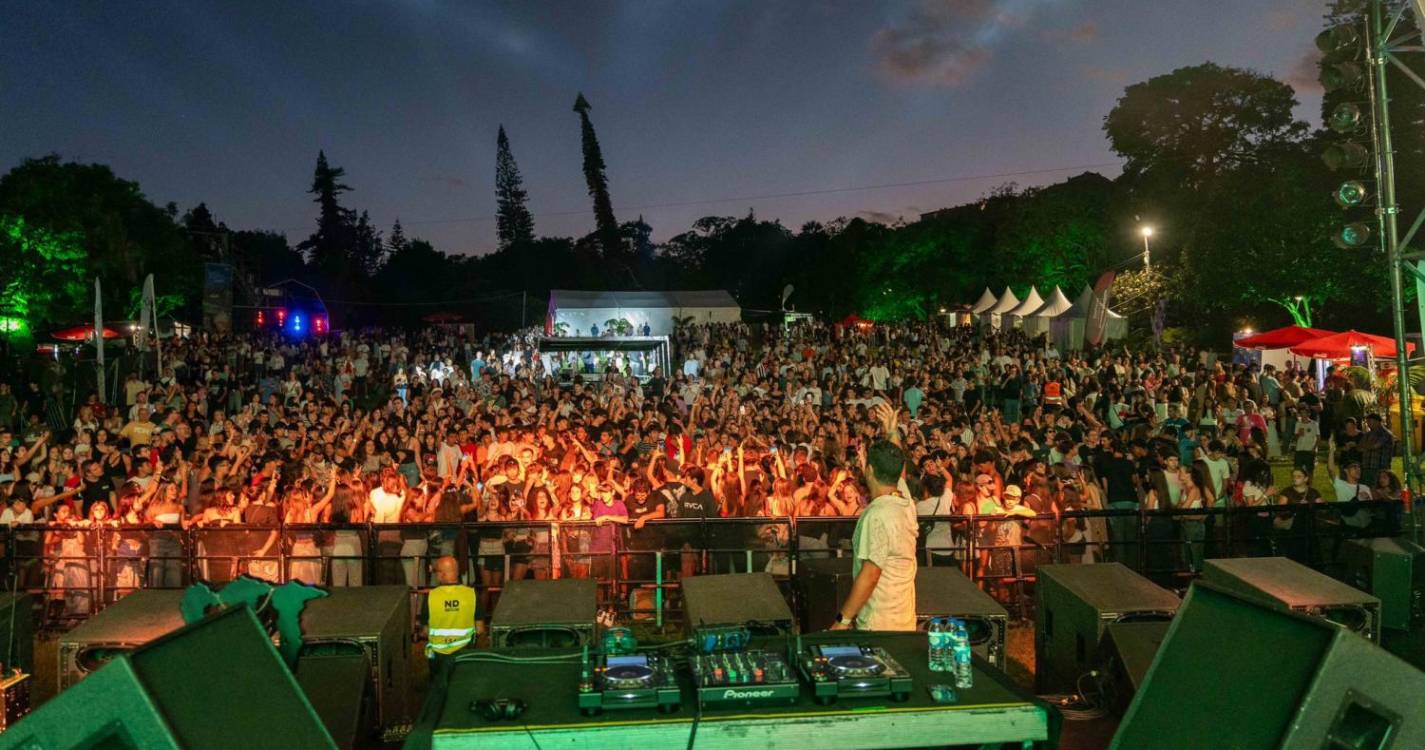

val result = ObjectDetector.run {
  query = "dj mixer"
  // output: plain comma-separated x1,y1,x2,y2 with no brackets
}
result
690,648,799,708
798,643,913,704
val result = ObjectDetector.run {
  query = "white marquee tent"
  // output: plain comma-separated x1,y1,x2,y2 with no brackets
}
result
969,288,998,314
1051,285,1128,350
985,288,1021,330
1023,285,1075,338
1005,286,1045,326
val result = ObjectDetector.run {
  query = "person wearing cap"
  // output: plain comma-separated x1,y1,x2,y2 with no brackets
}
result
831,438,916,632
1358,413,1395,488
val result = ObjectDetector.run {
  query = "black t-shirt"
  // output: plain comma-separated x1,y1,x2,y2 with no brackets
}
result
1097,455,1139,505
625,491,666,550
80,476,115,515
673,489,716,520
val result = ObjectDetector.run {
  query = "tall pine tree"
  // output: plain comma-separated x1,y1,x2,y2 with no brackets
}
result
495,126,535,250
388,218,409,255
298,150,355,274
573,93,620,254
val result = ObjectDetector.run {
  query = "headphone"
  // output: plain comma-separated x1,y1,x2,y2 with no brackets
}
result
472,698,527,721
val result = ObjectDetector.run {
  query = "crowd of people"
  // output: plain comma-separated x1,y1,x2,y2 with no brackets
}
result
0,318,1400,618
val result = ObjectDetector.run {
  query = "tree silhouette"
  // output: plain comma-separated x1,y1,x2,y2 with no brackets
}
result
573,93,620,255
297,150,355,273
495,125,535,250
388,218,408,255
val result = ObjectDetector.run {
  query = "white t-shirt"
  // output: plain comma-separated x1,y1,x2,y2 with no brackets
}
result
1294,422,1320,452
852,493,918,631
368,487,405,523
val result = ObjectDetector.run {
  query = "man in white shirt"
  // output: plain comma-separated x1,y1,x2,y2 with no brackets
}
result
833,438,917,631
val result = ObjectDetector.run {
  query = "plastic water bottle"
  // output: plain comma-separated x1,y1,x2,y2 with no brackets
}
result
950,619,974,689
927,617,953,671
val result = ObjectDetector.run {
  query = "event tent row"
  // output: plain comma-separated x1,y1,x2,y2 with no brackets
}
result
966,285,1126,349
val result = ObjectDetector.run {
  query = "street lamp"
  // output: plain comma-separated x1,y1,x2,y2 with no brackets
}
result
1140,225,1154,270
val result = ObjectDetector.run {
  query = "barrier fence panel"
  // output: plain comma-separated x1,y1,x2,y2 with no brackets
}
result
0,501,1402,630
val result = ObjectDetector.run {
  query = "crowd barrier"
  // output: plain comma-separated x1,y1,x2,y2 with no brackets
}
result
0,501,1400,628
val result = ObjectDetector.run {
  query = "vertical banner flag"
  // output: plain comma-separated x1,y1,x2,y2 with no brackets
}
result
1151,298,1167,348
94,278,105,404
1085,270,1116,347
146,274,164,376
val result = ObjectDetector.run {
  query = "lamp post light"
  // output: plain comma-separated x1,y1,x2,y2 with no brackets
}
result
1140,225,1154,270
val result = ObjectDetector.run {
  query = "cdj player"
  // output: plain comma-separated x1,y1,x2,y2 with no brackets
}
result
578,653,681,716
798,643,913,704
691,648,799,708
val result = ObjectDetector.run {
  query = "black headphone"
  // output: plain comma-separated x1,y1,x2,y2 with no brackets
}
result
472,697,527,721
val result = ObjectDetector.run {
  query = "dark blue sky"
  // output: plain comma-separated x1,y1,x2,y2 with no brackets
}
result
4,0,1322,254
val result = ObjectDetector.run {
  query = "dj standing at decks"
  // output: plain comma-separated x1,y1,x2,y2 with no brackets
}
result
831,420,918,631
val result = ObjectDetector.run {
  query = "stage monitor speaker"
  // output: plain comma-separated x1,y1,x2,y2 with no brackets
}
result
58,588,185,690
0,593,33,674
1204,556,1381,643
798,557,854,633
1096,620,1171,715
300,585,411,738
913,566,1009,668
490,578,597,648
7,604,336,750
1035,563,1179,694
682,573,793,634
1112,582,1425,750
296,652,370,750
1342,537,1425,632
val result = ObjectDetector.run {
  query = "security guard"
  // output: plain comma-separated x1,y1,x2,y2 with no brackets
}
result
425,555,478,679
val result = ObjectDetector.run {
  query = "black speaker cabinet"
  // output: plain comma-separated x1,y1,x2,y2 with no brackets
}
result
490,578,597,648
58,588,185,690
913,566,1009,668
799,557,854,633
1204,556,1382,643
1035,563,1179,694
1342,537,1425,632
296,652,370,750
300,585,411,736
683,572,793,633
1096,620,1171,715
1112,582,1425,750
8,605,336,749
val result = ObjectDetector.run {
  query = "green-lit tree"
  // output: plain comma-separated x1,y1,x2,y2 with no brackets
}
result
573,94,620,255
495,126,536,250
0,215,88,331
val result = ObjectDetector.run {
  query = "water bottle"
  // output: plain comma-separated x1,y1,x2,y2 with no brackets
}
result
950,619,974,689
927,617,953,671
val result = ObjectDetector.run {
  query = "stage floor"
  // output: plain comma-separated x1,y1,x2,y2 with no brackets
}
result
413,632,1055,750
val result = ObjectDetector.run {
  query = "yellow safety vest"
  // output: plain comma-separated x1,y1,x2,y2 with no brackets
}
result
426,585,477,656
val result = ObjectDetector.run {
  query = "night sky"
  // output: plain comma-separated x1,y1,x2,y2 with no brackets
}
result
4,1,1322,254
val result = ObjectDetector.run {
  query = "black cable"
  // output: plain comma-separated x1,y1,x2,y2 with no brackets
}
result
523,721,545,750
686,688,702,750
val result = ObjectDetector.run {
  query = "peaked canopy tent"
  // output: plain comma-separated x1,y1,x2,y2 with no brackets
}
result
1050,285,1127,351
1005,286,1045,326
969,288,998,314
985,288,1021,330
1022,286,1074,338
547,290,741,337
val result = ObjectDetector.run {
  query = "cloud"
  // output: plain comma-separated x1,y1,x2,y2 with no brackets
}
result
1041,21,1098,46
1286,49,1323,95
869,0,1056,88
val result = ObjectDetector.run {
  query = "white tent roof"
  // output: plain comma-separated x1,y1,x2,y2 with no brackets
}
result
969,288,998,313
1030,286,1074,317
1068,284,1123,319
986,288,1021,314
1007,286,1044,317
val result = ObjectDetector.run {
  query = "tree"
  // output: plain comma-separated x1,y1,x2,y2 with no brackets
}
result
494,126,535,250
351,210,384,277
0,155,196,323
388,219,408,256
573,94,620,255
0,215,88,329
994,173,1116,293
297,150,355,274
1105,63,1308,189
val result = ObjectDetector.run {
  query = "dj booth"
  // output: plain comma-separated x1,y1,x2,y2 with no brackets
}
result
410,631,1056,749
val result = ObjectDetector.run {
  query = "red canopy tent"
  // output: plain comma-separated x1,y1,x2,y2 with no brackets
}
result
1234,325,1335,350
52,324,122,342
835,314,869,328
1288,330,1415,359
